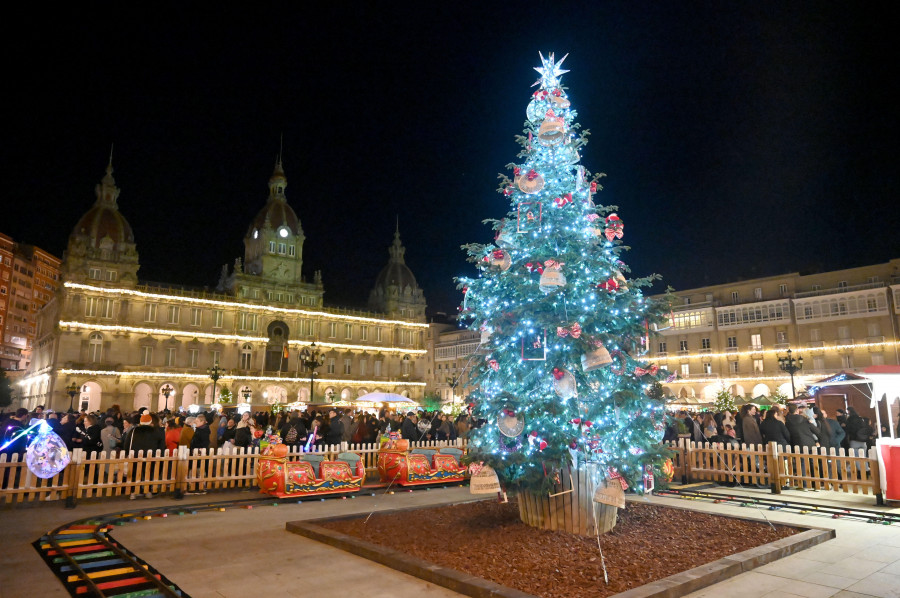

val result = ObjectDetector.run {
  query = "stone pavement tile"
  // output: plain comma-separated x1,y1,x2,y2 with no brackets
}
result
801,542,871,564
844,572,900,598
880,560,900,576
758,556,829,579
684,570,789,598
799,572,861,590
832,593,884,598
820,557,890,581
762,593,820,598
854,546,900,564
769,579,841,598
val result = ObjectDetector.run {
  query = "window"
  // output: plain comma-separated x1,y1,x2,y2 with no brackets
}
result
189,348,199,368
776,331,787,343
867,276,880,284
813,356,824,370
374,360,382,377
239,312,257,331
141,346,153,366
727,336,737,348
105,270,117,281
376,327,383,342
754,287,762,300
167,306,179,324
144,304,157,322
278,243,286,255
750,333,762,349
810,328,820,341
841,355,854,369
85,296,99,317
211,350,221,366
343,358,352,374
701,338,710,349
867,298,878,312
753,359,764,373
703,362,712,374
326,358,335,374
803,306,813,318
165,347,176,367
360,325,368,341
683,297,691,305
837,281,848,289
99,298,113,318
359,359,367,376
328,322,337,338
658,342,667,354
344,323,352,339
871,353,884,366
288,245,295,257
868,323,881,337
837,326,850,340
89,333,103,363
680,364,689,377
729,361,739,374
212,310,223,328
240,344,252,369
88,268,101,280
679,340,688,351
731,291,739,303
779,283,788,296
191,308,202,326
269,241,276,253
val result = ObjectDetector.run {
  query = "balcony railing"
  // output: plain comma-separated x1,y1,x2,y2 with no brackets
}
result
794,281,884,298
747,345,764,352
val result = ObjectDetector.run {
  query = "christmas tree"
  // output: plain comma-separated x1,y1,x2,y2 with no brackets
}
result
458,53,671,532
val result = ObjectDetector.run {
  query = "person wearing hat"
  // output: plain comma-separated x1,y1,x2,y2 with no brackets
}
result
124,413,166,499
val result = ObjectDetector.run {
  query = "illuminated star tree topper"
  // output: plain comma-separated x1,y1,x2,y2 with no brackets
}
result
532,51,570,88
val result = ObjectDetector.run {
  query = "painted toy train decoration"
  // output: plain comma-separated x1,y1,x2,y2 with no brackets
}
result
256,439,467,498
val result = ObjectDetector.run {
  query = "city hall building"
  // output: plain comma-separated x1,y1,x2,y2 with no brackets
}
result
20,158,428,413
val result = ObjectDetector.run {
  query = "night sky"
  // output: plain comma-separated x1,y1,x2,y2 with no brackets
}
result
4,3,898,315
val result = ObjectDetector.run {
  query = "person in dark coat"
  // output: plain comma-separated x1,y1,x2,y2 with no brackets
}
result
400,412,418,441
280,415,307,449
125,413,166,499
785,404,821,448
759,407,791,447
1,408,29,456
323,410,343,446
190,414,211,453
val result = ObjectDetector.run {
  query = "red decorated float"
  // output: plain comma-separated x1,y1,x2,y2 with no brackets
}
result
376,438,467,486
256,444,365,498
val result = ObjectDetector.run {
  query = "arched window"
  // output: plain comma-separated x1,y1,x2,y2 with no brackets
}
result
89,333,103,363
240,343,253,370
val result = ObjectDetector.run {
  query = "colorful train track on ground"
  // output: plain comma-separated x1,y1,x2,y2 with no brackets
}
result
33,483,462,598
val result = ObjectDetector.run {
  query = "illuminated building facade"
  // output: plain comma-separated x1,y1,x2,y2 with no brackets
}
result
426,322,482,408
0,233,61,372
651,260,900,400
21,158,428,412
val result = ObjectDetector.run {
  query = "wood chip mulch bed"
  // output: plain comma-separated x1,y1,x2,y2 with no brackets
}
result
319,499,799,598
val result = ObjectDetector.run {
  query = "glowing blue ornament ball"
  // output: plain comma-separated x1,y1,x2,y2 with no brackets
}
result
25,419,71,478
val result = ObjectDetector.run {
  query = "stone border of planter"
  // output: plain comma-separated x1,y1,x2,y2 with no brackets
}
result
286,501,834,598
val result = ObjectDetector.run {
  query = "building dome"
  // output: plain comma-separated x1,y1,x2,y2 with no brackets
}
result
247,159,302,237
368,226,426,318
70,162,135,248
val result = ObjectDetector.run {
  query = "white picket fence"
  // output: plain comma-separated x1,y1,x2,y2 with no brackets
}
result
0,438,467,506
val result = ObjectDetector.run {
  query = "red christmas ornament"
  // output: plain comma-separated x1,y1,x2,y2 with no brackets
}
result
590,181,598,194
513,166,522,176
604,213,624,241
571,418,582,425
554,193,573,208
526,168,539,181
539,440,548,450
597,277,620,292
525,261,544,274
552,367,565,380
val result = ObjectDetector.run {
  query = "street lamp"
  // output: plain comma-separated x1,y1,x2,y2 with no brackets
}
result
208,361,227,405
778,349,804,400
298,343,325,403
161,384,174,412
242,388,252,402
66,382,79,413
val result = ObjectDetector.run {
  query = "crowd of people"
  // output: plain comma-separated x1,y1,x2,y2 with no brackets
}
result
664,403,891,452
0,404,480,499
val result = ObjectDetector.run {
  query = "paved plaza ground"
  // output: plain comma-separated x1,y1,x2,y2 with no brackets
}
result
1,485,899,598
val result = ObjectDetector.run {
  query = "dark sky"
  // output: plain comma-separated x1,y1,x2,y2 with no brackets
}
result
4,3,898,315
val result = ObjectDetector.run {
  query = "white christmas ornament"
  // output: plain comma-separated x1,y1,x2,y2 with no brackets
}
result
552,368,577,399
516,172,545,194
581,345,614,372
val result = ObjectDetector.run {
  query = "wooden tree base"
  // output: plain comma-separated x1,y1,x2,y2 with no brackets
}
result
517,465,618,536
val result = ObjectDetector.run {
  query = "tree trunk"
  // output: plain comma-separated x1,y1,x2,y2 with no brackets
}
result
516,464,618,536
